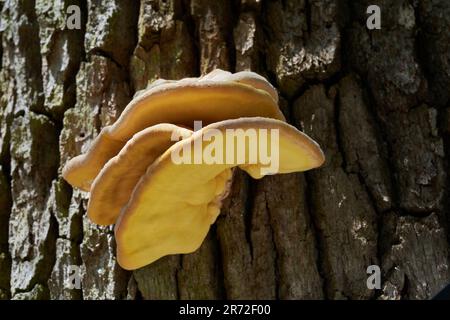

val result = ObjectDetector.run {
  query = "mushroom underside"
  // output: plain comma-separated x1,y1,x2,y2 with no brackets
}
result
115,117,324,270
61,69,325,271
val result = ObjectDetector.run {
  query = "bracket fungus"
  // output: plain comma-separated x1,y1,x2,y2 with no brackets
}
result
62,69,325,270
88,124,193,226
62,70,284,191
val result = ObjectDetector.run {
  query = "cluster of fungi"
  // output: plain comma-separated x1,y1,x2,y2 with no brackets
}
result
62,69,325,270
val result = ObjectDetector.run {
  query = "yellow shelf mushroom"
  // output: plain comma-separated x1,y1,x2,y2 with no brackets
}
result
88,124,193,226
114,117,324,270
62,69,325,270
62,70,284,191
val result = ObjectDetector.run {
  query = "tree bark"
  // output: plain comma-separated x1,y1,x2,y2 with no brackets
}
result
0,0,449,300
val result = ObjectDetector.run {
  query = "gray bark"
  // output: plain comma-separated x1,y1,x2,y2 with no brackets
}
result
0,0,449,300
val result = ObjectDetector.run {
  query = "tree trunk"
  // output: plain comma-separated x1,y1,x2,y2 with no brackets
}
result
0,0,449,300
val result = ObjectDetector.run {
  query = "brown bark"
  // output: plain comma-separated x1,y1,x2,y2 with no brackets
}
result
0,0,449,300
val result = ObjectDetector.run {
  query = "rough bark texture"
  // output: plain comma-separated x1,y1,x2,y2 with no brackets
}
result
0,0,449,300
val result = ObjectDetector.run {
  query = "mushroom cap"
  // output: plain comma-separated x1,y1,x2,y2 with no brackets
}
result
228,71,279,103
196,69,278,103
62,70,284,191
115,117,325,270
87,124,193,226
62,130,125,192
